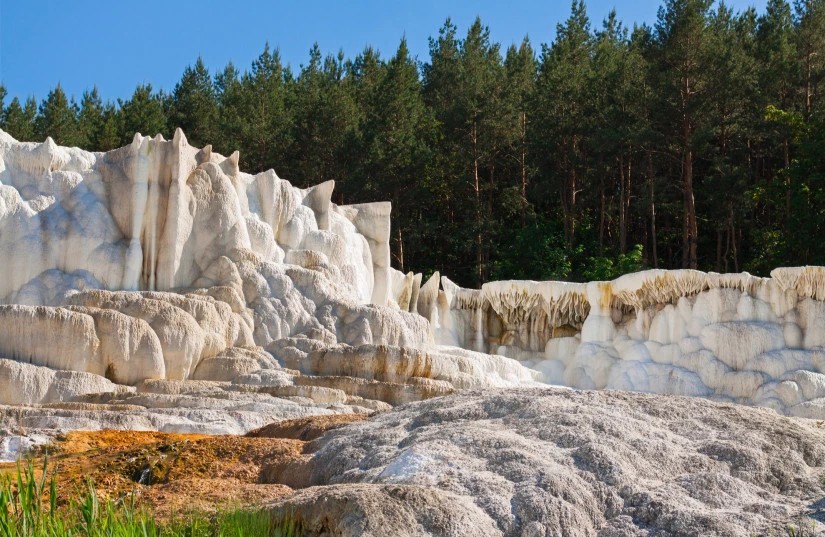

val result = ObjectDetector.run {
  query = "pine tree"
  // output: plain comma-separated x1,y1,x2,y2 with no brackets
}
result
77,88,122,151
214,62,244,157
97,103,122,151
705,4,759,271
1,97,37,141
244,45,293,174
534,1,593,247
652,0,713,268
458,18,505,284
503,38,536,203
758,0,798,113
291,44,358,188
423,19,469,281
630,24,663,267
757,0,799,177
77,87,105,149
588,10,646,254
36,84,79,145
119,84,168,143
360,39,434,272
794,0,825,114
170,57,218,147
341,45,384,202
423,17,505,285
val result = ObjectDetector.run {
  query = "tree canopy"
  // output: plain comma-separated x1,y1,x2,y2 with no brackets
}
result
3,0,825,287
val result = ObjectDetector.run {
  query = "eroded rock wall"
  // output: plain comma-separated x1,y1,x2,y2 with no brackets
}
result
0,129,538,435
7,128,825,424
434,268,825,417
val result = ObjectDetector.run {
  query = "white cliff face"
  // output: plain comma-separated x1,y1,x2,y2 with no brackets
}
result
6,129,825,431
0,129,540,436
0,129,378,305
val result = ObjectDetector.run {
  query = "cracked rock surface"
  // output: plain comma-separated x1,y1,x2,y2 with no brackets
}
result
269,387,825,536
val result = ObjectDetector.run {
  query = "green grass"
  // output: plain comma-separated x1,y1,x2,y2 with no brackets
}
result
0,457,301,536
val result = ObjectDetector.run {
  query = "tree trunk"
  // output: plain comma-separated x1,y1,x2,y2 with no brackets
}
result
397,227,405,273
486,150,496,283
730,205,739,272
805,45,813,115
784,136,791,224
472,119,483,285
571,138,578,245
619,155,626,254
520,111,527,199
599,178,606,253
619,151,632,254
683,147,698,269
681,107,698,269
561,146,573,246
647,151,658,268
724,224,731,273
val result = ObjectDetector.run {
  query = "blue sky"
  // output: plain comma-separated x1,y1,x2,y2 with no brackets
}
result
1,0,767,103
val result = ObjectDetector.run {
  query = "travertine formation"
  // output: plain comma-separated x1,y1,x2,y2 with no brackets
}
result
0,129,537,449
272,388,825,536
4,128,825,442
435,268,825,418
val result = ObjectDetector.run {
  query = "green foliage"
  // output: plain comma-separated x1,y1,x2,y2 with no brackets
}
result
119,84,169,144
491,217,573,281
765,103,806,138
580,244,646,281
0,457,301,537
170,57,218,147
1,97,37,141
34,85,78,146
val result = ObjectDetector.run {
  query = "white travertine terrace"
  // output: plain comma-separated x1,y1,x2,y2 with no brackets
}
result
432,267,825,418
4,129,825,432
0,129,540,440
771,266,825,300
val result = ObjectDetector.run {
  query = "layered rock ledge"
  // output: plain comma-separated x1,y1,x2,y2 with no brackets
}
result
5,128,825,446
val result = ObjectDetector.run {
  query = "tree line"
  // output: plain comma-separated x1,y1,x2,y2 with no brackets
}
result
2,0,824,288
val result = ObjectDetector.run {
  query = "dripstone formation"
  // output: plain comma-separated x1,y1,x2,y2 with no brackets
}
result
0,130,824,423
0,128,536,454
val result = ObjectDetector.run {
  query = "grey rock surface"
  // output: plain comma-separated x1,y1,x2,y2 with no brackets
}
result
270,484,502,536
284,387,825,536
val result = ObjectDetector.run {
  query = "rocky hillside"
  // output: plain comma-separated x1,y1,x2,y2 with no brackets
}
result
271,388,825,536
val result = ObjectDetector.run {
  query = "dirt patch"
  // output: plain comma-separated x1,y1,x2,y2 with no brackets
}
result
0,414,365,520
53,430,211,455
246,413,367,442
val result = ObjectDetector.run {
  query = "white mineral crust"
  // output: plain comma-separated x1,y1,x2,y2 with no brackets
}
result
3,128,825,428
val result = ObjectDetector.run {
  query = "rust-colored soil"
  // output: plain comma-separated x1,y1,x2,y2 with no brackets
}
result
0,414,364,520
247,413,367,441
55,430,212,455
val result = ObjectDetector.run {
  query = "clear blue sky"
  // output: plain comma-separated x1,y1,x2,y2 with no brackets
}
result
1,0,767,104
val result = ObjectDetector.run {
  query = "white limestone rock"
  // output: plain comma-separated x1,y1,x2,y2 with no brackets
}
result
699,321,784,370
301,388,825,536
0,305,103,375
0,359,123,405
10,130,825,421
